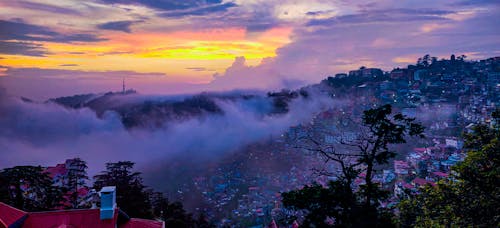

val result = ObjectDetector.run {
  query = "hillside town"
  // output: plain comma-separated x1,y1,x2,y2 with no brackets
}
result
1,55,499,227
167,54,500,226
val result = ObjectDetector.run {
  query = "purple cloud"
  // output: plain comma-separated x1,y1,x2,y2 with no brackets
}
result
97,20,142,33
98,0,233,14
159,2,237,17
1,1,82,15
0,41,48,56
0,20,106,43
307,8,452,26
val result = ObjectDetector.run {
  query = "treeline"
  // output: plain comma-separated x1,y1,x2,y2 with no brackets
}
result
280,106,499,227
0,160,214,227
398,110,499,227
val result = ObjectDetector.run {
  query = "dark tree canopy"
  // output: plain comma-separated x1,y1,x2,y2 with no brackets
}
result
282,181,360,227
359,104,424,208
65,158,89,209
151,192,213,228
0,160,209,226
283,104,424,227
0,166,63,211
93,161,153,218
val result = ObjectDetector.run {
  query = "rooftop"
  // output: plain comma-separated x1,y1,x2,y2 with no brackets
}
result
0,203,163,228
0,202,28,228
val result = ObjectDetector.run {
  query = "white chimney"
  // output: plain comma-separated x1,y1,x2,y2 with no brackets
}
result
99,186,116,220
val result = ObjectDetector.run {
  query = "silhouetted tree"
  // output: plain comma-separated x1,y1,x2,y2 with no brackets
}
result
282,180,360,227
357,105,424,209
93,161,152,218
151,192,214,228
457,54,467,61
283,104,424,226
417,54,437,67
0,166,63,211
65,158,88,209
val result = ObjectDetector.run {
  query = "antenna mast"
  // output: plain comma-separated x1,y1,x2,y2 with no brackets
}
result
122,77,125,94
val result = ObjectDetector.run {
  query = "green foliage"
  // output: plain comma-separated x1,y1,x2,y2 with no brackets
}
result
0,166,63,211
398,110,500,227
398,181,463,227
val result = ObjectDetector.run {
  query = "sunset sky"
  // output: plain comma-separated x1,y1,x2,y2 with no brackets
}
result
0,0,499,99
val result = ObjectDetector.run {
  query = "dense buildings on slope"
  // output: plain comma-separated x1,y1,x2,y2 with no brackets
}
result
191,55,500,226
2,55,498,227
325,55,500,126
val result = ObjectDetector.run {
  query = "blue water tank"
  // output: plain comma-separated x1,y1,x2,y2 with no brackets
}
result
99,186,116,220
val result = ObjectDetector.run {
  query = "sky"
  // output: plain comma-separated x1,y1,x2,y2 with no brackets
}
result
0,0,499,100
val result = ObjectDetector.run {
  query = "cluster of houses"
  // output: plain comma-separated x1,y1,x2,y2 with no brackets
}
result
4,55,497,227
170,55,500,226
44,159,96,209
0,159,163,227
391,139,465,199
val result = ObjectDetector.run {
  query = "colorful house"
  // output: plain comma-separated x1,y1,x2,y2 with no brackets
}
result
0,186,163,228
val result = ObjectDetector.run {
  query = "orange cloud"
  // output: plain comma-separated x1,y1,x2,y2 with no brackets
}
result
393,55,420,64
0,66,7,76
0,26,292,83
420,23,452,33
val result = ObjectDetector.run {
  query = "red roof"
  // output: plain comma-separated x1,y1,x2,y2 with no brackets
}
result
413,148,427,153
45,164,67,178
268,219,278,228
403,183,414,189
412,178,436,187
0,202,28,228
432,171,448,177
0,204,162,228
77,187,90,197
22,208,118,228
394,160,409,168
354,178,364,185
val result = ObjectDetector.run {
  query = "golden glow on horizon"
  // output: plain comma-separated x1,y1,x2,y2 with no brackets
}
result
0,27,292,82
0,66,7,76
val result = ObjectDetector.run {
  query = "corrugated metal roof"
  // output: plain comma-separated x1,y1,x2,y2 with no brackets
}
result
0,202,28,228
22,208,118,228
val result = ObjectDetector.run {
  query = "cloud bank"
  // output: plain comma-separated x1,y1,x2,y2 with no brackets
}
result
0,89,337,184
